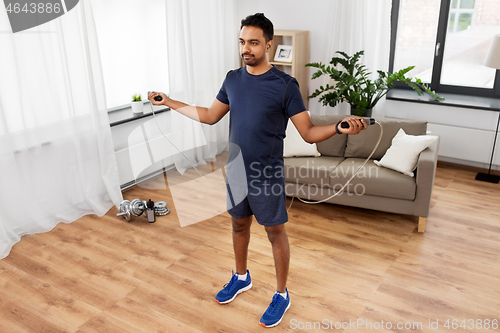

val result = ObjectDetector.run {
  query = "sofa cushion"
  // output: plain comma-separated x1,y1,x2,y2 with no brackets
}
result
311,115,347,157
284,156,345,188
329,158,417,200
344,118,427,160
284,117,321,157
374,128,438,177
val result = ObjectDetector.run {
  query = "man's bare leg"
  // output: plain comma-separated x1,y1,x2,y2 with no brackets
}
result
264,224,290,293
232,216,253,275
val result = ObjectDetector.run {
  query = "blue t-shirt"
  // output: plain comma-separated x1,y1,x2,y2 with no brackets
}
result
216,66,306,187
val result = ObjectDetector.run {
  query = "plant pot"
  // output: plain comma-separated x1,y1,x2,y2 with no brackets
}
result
350,105,372,117
131,101,143,115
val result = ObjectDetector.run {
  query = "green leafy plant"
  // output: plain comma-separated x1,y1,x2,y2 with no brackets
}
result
132,94,142,102
306,51,444,116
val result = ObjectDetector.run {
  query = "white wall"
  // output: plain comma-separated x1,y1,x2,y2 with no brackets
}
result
256,0,333,60
237,0,333,64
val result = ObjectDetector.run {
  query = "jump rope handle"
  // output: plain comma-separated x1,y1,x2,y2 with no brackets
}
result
148,91,163,102
341,118,376,129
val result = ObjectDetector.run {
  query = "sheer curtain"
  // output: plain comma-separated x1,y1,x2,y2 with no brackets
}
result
0,0,122,259
313,0,392,116
90,0,169,109
165,0,239,174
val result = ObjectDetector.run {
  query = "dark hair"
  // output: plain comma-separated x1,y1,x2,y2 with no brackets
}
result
240,13,274,42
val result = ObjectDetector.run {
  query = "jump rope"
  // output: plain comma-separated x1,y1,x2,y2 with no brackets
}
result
147,93,383,212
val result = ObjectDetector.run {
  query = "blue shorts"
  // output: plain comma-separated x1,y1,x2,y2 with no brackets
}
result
226,182,288,226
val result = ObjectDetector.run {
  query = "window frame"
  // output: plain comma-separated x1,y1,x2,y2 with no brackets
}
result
389,0,500,98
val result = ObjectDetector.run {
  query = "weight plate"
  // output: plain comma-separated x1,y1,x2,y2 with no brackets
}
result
155,207,170,216
155,201,168,209
130,199,145,216
117,200,131,222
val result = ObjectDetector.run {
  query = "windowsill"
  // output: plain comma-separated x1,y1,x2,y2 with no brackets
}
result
386,89,500,112
108,103,170,127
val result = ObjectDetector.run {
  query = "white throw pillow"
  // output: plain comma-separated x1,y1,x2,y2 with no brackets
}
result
283,118,321,158
374,128,437,177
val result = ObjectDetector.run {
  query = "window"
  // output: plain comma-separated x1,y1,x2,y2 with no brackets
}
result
448,0,475,33
90,0,169,109
390,0,500,97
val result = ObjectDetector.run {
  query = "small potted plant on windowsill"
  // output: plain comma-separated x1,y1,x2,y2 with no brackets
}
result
306,51,444,116
131,93,143,115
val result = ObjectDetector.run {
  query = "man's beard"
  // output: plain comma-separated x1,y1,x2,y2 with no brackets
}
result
242,53,266,66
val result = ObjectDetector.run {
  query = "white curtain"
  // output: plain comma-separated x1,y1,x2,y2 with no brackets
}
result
0,0,123,259
90,0,169,109
165,0,239,174
312,0,392,116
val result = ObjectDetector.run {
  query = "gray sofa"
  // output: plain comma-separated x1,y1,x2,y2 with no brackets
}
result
284,115,439,232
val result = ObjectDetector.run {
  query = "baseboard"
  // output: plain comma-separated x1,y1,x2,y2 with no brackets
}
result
437,156,500,172
120,164,175,191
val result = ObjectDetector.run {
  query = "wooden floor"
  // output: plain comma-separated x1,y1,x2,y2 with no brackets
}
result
1,159,500,332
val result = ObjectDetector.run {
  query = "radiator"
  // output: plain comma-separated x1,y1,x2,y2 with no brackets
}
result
427,123,500,167
115,135,175,186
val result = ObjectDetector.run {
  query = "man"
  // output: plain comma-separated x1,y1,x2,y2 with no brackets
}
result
149,13,367,328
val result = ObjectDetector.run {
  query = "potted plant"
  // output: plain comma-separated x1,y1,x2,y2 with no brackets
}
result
306,51,444,116
131,93,143,115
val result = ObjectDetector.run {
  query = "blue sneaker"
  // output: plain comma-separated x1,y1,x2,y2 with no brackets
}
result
260,289,291,327
215,270,252,304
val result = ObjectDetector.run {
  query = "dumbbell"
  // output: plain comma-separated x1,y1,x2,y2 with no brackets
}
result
130,199,147,217
117,199,146,221
117,199,168,223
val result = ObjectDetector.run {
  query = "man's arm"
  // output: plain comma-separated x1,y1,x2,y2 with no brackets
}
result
148,92,229,125
290,111,367,144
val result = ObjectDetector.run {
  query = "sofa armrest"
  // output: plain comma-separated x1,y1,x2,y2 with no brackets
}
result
413,138,440,218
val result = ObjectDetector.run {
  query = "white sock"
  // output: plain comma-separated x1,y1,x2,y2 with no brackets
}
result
237,272,247,280
278,291,287,299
